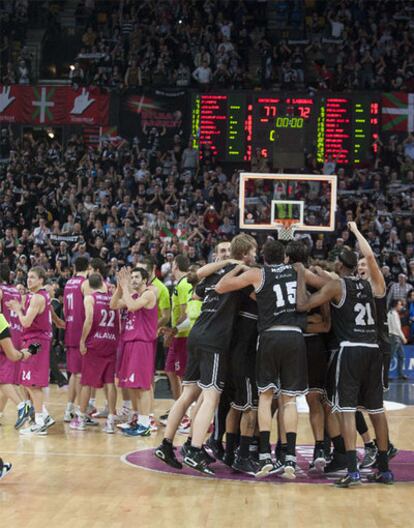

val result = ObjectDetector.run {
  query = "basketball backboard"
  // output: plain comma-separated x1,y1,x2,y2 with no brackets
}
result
239,173,337,233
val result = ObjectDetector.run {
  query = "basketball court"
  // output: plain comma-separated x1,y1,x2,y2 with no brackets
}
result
1,386,414,528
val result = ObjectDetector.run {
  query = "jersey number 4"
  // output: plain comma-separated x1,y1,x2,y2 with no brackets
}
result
273,281,296,308
354,302,374,326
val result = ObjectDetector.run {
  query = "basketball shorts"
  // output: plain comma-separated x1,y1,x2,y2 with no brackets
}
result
19,338,51,388
183,333,228,392
118,341,154,390
304,334,328,394
230,327,258,411
165,337,188,377
331,342,384,414
0,352,17,384
81,351,116,389
256,328,308,396
324,348,339,407
379,340,391,391
66,346,83,375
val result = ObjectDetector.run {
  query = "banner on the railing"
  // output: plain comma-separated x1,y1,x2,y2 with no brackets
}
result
0,85,109,125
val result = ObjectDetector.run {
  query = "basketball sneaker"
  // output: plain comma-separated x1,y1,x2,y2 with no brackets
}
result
102,419,116,434
64,410,75,423
155,442,183,469
122,424,151,437
255,456,275,478
19,422,48,436
69,417,86,431
86,404,97,417
232,454,259,476
183,447,215,476
117,414,138,430
388,443,398,460
150,415,158,432
335,471,361,488
222,450,235,468
84,416,99,427
367,470,394,485
360,444,378,469
0,460,12,480
15,402,32,430
281,456,296,480
309,448,327,473
92,407,109,419
205,436,224,460
116,406,131,421
324,451,347,473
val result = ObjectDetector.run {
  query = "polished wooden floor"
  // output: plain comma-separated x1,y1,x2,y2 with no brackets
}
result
1,387,414,528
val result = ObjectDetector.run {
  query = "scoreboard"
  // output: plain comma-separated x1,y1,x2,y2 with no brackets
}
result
191,92,380,167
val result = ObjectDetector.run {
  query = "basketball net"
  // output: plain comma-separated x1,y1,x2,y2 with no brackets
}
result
273,219,300,241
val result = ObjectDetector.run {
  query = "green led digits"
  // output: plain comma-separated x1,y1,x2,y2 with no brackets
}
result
275,117,304,128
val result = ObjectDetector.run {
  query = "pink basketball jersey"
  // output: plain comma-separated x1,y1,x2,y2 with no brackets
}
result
86,292,119,356
22,289,52,341
64,275,86,346
122,291,158,343
0,283,22,348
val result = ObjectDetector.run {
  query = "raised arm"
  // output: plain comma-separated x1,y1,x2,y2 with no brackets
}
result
122,289,156,312
197,259,239,280
8,294,44,328
348,221,385,297
110,283,127,310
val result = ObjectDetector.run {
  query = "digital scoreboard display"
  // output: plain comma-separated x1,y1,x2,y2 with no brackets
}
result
191,93,380,167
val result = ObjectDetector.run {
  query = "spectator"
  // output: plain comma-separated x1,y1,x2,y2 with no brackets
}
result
388,299,408,380
387,273,413,307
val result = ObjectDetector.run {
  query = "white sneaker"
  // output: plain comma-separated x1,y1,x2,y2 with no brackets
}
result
150,416,158,432
0,461,12,480
19,422,48,436
117,406,131,421
117,414,138,430
69,417,86,431
92,407,109,419
102,419,115,434
64,410,74,423
43,415,56,429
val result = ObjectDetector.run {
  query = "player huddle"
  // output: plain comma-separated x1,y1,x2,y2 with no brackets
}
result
155,223,395,488
0,223,396,487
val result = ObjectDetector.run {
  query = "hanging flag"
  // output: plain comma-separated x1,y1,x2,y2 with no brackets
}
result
382,93,414,132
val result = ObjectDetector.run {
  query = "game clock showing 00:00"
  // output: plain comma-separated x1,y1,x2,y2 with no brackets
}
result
190,92,380,167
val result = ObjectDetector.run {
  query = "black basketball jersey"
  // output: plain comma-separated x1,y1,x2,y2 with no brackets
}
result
191,264,249,352
374,294,390,345
331,277,378,344
255,264,307,333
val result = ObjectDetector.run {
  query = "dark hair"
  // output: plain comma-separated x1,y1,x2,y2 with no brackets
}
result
74,256,89,272
338,249,358,270
174,254,190,272
29,266,47,282
286,241,308,265
0,263,10,283
263,239,285,265
390,298,403,309
88,273,103,290
90,258,107,278
187,264,200,286
142,257,155,274
131,267,149,282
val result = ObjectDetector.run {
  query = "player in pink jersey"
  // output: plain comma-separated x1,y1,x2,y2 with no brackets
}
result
63,256,89,422
70,273,120,434
0,263,32,430
7,267,55,436
110,267,157,437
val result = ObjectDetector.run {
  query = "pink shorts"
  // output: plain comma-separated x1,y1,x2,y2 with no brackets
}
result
81,351,115,388
0,352,17,384
165,337,188,377
116,341,125,378
19,338,50,388
66,346,83,374
118,341,154,390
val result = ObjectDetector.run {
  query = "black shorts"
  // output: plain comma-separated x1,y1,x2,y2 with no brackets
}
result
230,322,258,411
325,349,339,406
182,334,228,392
379,340,391,391
256,329,308,396
331,343,384,414
304,334,328,394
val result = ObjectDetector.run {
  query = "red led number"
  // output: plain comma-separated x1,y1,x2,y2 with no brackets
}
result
298,106,311,119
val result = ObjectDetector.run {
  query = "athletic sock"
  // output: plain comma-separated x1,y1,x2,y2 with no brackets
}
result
65,402,74,412
34,413,44,426
377,451,389,472
259,431,271,455
162,438,173,447
89,398,96,407
314,440,324,457
239,436,251,458
138,415,150,428
225,433,238,455
108,414,116,422
286,432,297,457
123,400,131,409
185,436,192,446
332,435,346,455
355,411,368,435
364,441,376,449
345,450,358,473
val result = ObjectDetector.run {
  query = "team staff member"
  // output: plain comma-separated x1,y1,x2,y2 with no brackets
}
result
0,313,32,480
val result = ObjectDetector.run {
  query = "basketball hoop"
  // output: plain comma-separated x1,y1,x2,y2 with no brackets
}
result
274,219,300,241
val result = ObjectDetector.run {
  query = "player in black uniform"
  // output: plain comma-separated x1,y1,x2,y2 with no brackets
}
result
216,239,308,479
296,246,393,487
286,241,331,472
